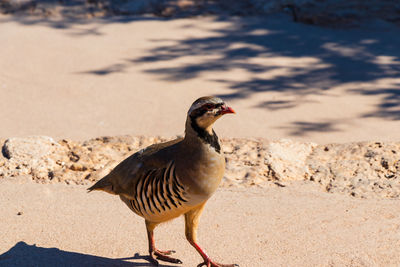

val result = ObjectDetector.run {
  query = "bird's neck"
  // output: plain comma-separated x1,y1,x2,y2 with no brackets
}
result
184,116,221,153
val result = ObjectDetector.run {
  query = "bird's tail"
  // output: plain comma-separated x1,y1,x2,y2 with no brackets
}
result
87,175,116,195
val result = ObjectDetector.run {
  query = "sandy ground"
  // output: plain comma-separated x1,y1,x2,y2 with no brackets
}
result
0,14,399,144
1,12,400,267
1,178,400,267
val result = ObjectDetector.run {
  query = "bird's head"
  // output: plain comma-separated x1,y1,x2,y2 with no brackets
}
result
187,96,235,134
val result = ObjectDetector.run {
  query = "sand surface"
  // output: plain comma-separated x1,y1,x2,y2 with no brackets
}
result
1,11,400,267
1,178,400,266
1,14,399,144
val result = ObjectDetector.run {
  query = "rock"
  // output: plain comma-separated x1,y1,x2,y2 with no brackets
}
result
306,141,400,199
1,136,68,181
1,135,400,199
69,163,87,172
3,136,59,160
0,157,5,168
248,0,400,27
264,139,317,181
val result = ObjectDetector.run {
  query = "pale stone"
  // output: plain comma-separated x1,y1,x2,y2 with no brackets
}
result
264,139,317,181
1,136,68,180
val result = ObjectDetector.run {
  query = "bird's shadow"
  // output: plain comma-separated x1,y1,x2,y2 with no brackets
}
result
0,241,177,267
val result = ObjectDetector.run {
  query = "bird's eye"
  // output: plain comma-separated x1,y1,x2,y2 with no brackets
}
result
204,104,214,109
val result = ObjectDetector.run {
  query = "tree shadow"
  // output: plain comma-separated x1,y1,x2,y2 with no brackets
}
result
0,241,176,267
352,87,400,120
277,120,342,137
256,100,297,111
0,13,164,36
3,2,400,136
122,15,399,136
131,16,399,93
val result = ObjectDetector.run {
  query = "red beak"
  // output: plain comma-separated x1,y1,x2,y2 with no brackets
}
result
220,106,235,115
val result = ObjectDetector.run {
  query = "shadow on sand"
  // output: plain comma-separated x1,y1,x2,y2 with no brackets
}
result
77,15,400,135
130,16,400,118
0,14,164,35
3,10,400,136
0,241,176,267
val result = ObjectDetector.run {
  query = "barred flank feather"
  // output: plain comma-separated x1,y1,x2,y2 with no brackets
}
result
129,161,187,217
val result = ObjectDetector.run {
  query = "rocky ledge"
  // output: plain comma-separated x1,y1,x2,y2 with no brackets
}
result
0,135,399,199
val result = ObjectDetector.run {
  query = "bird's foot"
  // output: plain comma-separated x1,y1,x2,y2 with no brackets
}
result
149,249,182,265
197,260,239,267
155,249,176,255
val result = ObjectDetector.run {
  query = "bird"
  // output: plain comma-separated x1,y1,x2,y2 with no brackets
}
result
88,96,238,267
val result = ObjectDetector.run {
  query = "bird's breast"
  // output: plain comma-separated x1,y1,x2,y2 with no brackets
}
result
176,150,225,206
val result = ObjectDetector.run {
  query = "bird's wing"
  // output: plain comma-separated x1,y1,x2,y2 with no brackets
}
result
88,137,183,197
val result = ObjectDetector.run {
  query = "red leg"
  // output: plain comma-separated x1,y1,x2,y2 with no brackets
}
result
185,204,239,267
189,240,238,267
146,220,182,265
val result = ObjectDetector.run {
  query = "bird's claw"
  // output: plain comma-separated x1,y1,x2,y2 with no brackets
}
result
156,249,176,255
197,260,239,267
150,250,182,265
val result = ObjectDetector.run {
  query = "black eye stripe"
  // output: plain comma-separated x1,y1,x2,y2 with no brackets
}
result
203,103,223,109
190,108,207,119
190,102,224,118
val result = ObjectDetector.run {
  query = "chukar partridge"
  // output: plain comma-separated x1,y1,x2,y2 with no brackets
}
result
88,96,237,267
